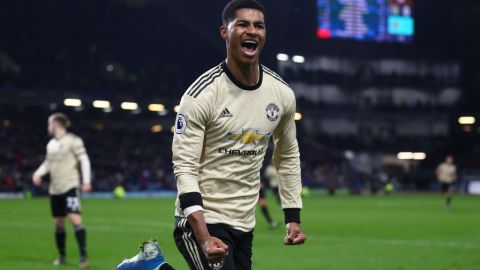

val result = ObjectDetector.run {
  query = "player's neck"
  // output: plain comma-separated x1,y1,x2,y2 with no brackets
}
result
225,57,259,87
54,129,67,139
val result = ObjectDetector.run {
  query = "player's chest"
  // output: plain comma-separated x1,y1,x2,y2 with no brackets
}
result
207,93,283,142
46,140,69,161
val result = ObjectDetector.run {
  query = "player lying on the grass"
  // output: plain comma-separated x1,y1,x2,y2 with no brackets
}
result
171,0,306,269
32,113,92,268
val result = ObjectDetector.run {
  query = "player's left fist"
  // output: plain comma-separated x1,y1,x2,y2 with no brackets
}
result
82,183,92,192
284,222,307,245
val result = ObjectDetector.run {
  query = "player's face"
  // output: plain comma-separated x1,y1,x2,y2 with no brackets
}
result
446,156,454,164
221,9,266,65
47,117,56,136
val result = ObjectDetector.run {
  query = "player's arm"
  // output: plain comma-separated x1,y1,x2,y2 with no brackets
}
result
435,165,441,181
73,137,92,192
32,160,49,186
172,95,228,262
272,90,306,245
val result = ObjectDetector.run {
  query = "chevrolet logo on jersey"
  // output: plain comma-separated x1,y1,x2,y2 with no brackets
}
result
224,129,271,145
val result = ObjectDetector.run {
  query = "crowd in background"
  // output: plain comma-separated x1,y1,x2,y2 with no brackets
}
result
0,123,175,194
0,0,478,196
1,116,476,195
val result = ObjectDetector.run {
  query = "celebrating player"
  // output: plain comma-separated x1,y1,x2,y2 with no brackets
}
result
32,113,92,268
172,0,306,269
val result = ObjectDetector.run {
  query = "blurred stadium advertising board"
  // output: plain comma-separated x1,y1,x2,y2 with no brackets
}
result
468,181,480,195
317,0,414,42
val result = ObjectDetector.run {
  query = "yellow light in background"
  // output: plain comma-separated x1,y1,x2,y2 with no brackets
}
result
170,126,176,133
413,152,427,160
121,102,138,111
276,53,289,62
294,112,303,121
397,152,414,160
151,124,163,133
458,116,476,125
397,152,427,160
173,105,180,113
148,103,165,112
92,100,111,109
64,98,82,107
292,55,305,63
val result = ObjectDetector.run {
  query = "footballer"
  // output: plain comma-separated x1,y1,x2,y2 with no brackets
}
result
117,1,306,269
32,113,91,268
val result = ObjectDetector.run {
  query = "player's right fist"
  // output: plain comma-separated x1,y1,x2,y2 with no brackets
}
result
32,176,42,186
200,236,229,263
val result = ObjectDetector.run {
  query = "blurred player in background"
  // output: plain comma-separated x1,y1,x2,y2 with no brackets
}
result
258,181,279,229
435,155,457,210
257,160,280,228
171,0,306,269
32,113,92,268
264,160,281,204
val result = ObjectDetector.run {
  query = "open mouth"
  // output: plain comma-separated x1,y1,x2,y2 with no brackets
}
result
241,39,258,56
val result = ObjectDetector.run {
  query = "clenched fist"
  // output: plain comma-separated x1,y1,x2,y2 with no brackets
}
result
200,236,229,263
284,222,307,245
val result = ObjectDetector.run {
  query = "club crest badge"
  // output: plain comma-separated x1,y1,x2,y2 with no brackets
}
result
175,114,187,134
266,103,280,121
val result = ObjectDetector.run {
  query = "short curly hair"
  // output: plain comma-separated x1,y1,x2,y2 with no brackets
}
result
222,0,265,25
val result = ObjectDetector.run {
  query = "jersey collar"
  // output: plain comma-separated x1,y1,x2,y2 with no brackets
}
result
221,61,263,91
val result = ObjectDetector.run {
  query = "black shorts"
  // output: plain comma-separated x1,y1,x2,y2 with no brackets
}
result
50,188,82,217
440,183,452,193
259,188,266,199
174,217,253,270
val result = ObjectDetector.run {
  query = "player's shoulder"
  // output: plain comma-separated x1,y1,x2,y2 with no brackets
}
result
65,132,83,143
183,63,225,99
262,65,294,95
262,65,290,88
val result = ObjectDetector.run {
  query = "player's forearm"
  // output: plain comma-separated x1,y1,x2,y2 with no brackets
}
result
179,191,209,242
275,151,302,208
33,160,49,178
78,154,91,184
187,210,211,243
275,147,303,223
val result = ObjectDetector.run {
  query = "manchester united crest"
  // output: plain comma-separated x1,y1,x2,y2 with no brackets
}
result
266,103,280,121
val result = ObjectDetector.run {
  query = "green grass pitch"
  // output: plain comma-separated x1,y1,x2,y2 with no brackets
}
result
1,192,479,270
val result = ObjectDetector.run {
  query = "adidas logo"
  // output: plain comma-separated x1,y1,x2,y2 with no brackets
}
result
219,108,233,118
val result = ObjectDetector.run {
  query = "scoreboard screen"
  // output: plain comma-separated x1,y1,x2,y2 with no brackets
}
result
317,0,414,43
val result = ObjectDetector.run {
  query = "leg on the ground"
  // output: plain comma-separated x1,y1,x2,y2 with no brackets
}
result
446,192,452,208
69,213,89,268
53,218,66,265
272,187,281,206
441,183,453,211
259,198,278,228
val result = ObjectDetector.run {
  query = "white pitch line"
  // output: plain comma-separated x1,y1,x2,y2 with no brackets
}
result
1,220,479,250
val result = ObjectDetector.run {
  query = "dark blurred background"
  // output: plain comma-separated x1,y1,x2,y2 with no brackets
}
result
1,0,479,195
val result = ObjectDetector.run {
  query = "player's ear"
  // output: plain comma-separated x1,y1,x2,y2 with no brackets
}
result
220,25,228,41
